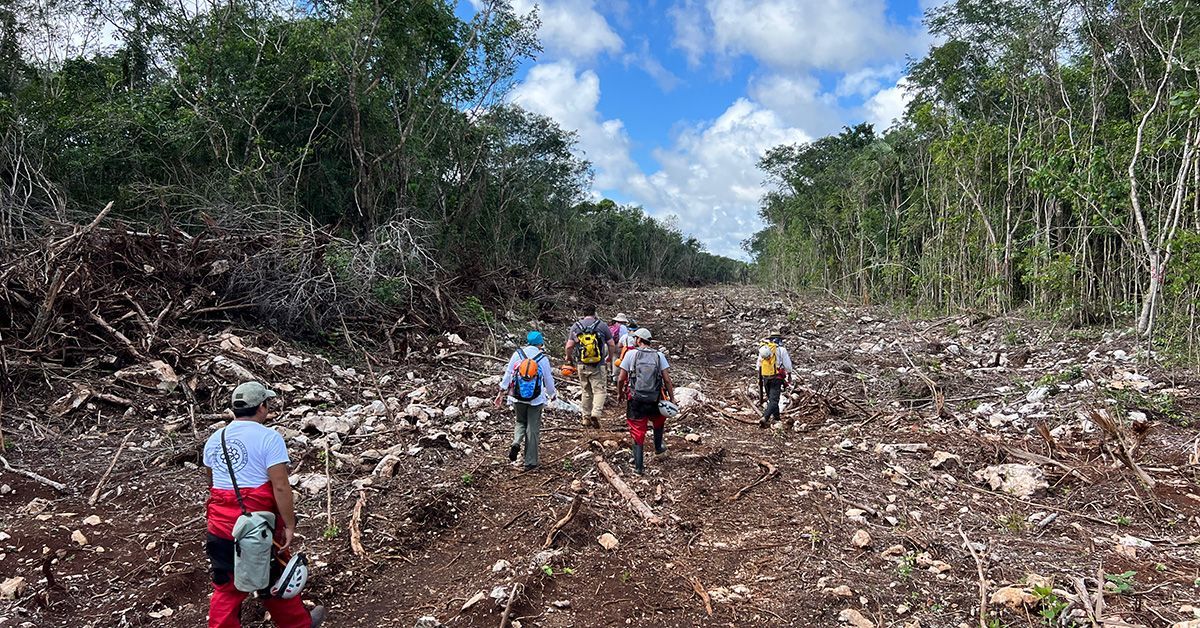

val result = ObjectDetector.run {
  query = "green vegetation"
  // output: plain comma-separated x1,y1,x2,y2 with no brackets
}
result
1031,585,1068,625
1105,571,1137,595
997,512,1026,533
460,473,474,487
1034,365,1083,388
0,0,743,337
322,525,340,540
749,0,1200,360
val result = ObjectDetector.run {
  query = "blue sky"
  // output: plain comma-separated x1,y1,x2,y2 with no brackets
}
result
465,0,942,260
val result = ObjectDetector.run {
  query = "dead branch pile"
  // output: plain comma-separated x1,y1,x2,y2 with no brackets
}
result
0,212,457,398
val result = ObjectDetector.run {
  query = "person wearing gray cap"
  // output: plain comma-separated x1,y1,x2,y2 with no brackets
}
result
202,382,326,628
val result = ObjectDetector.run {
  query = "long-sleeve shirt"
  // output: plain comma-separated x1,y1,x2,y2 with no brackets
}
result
499,345,557,406
757,345,793,373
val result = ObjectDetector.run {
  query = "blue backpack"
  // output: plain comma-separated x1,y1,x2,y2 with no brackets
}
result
512,349,543,401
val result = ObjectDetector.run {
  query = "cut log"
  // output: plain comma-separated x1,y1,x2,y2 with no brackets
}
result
594,455,662,525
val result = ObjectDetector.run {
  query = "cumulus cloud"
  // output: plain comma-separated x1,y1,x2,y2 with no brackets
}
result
510,0,623,61
509,61,638,189
673,0,918,71
668,0,708,67
747,73,842,137
863,77,912,131
626,99,810,259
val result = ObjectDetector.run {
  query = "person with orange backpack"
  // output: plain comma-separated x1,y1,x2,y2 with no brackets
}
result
757,329,793,428
495,331,557,470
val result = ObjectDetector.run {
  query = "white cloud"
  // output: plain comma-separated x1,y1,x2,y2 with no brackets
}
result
863,77,912,131
626,99,810,259
836,65,903,98
622,40,683,92
511,0,623,61
747,73,842,136
509,61,638,189
673,0,918,72
668,0,708,67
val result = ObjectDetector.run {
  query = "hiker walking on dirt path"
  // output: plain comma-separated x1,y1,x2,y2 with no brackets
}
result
495,331,557,470
564,306,616,428
617,327,675,475
757,330,793,428
202,382,326,628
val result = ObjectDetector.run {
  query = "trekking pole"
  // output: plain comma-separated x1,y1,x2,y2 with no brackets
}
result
758,375,764,405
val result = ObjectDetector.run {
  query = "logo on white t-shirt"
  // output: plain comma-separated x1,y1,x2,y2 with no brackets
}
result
218,437,250,475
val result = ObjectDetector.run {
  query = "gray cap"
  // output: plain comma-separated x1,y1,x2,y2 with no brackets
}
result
231,381,277,410
633,327,653,341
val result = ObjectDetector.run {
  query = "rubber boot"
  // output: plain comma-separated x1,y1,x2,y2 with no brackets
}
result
508,444,520,462
633,444,645,475
653,427,666,454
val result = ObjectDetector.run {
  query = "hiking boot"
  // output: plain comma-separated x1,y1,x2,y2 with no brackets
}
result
310,605,327,628
523,464,538,472
590,416,602,429
508,444,520,462
758,417,769,429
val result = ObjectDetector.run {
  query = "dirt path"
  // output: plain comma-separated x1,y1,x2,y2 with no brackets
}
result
1,286,1198,627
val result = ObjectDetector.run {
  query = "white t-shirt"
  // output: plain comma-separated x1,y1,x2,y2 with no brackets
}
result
203,420,290,490
618,348,670,372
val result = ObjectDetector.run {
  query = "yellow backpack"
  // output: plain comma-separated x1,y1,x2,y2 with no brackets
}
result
576,320,604,365
759,342,783,379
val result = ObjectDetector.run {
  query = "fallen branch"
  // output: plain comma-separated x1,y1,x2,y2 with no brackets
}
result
438,350,507,363
594,455,662,525
684,574,713,616
498,582,523,628
362,352,395,425
543,494,582,549
958,527,988,628
85,310,148,361
350,490,368,558
0,455,70,493
898,343,949,418
88,429,134,506
732,459,778,500
1081,408,1156,489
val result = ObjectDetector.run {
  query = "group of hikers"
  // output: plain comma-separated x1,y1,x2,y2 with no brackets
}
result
201,306,793,626
493,305,793,475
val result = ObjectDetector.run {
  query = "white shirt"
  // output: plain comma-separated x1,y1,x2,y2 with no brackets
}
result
618,347,670,372
757,345,793,372
499,346,557,406
203,420,290,490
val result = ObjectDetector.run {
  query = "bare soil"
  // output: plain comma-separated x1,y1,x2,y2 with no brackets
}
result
1,286,1198,628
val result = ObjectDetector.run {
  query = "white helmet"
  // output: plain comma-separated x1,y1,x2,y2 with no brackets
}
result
271,553,309,599
758,345,774,359
658,400,680,418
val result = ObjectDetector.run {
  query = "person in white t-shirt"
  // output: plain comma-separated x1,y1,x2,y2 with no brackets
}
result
202,381,325,628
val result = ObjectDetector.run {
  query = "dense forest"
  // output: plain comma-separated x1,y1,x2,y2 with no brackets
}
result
0,0,742,333
750,0,1200,361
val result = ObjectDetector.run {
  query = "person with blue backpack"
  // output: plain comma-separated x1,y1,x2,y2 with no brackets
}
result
494,331,557,470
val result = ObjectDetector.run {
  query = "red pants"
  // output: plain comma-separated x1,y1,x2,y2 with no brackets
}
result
626,416,665,446
209,581,310,628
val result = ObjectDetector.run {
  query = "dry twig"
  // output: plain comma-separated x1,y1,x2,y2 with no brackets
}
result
732,458,778,500
543,494,582,549
958,527,988,628
0,455,69,493
88,429,134,506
